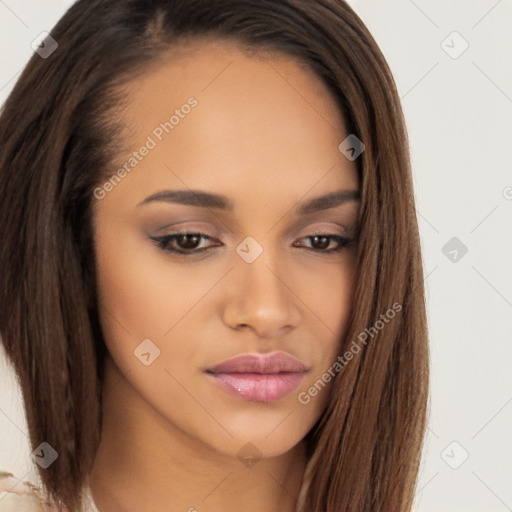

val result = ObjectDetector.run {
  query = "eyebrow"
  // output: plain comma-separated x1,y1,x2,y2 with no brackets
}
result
138,188,361,214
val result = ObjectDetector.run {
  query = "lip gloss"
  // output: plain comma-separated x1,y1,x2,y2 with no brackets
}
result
206,371,306,402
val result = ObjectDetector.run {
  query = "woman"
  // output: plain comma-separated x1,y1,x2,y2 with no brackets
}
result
0,0,429,510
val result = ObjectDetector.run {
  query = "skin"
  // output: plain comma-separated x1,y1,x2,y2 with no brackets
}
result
89,39,360,512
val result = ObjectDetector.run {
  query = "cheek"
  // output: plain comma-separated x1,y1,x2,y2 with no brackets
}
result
92,218,228,398
93,223,209,422
298,254,357,352
94,220,212,342
293,254,357,406
95,252,166,348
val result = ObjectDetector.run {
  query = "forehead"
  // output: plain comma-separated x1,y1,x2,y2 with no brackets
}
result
102,39,358,211
122,40,346,132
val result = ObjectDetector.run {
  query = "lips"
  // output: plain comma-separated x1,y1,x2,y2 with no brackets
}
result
205,352,310,403
206,352,310,374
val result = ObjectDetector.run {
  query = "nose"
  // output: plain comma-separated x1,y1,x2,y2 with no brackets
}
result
222,245,301,339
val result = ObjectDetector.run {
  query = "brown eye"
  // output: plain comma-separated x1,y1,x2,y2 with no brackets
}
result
310,235,331,250
174,233,203,250
149,232,219,255
293,234,351,253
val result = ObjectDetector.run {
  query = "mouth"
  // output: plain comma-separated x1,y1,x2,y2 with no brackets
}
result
204,352,310,403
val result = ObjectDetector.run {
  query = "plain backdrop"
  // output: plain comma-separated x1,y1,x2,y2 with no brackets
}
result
1,1,511,511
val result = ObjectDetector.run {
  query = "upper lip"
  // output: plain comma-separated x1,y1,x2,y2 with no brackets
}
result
206,351,311,374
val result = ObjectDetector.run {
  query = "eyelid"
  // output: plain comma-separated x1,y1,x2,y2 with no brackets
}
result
295,223,349,238
152,222,349,241
151,222,221,238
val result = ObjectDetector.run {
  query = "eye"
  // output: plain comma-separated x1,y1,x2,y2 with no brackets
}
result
293,234,353,253
148,231,355,258
148,232,220,255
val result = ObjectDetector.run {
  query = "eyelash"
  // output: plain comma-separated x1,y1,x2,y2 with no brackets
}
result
148,231,354,257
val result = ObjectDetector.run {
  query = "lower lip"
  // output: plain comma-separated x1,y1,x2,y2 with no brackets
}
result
206,372,307,403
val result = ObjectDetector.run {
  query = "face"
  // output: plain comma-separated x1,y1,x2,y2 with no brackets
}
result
92,40,360,460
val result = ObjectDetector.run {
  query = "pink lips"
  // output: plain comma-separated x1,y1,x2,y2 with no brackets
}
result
205,352,310,403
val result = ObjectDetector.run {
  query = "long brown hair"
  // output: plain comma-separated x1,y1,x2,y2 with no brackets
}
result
0,1,429,510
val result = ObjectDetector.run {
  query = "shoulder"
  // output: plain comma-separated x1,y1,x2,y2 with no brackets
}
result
0,470,59,511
